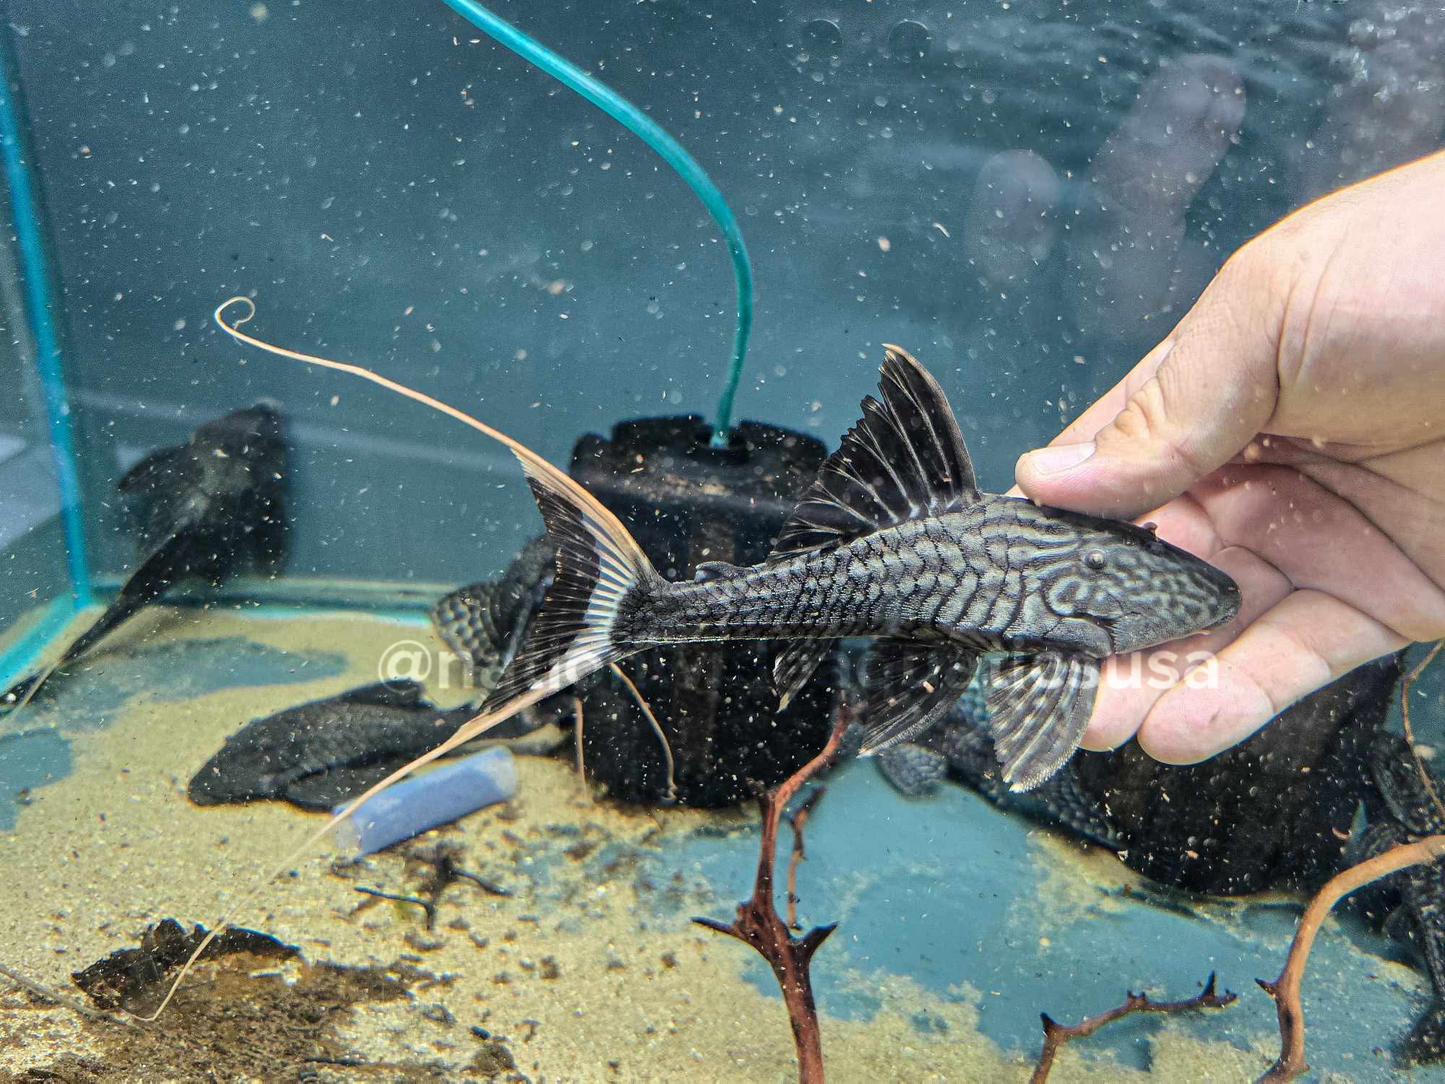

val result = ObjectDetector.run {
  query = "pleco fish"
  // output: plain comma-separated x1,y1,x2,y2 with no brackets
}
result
2,403,288,714
487,347,1241,791
188,679,561,811
432,536,554,694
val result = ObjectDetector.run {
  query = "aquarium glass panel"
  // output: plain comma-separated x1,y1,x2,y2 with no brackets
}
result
1,2,1443,1081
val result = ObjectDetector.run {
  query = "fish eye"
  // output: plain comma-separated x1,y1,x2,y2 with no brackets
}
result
1083,549,1107,571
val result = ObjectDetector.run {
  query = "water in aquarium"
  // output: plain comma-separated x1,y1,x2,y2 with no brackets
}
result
1,1,1443,1080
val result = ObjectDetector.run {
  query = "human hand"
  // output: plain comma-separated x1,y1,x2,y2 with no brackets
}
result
1013,148,1445,763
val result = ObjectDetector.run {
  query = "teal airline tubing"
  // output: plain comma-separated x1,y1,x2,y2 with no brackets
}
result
0,25,92,607
439,0,753,446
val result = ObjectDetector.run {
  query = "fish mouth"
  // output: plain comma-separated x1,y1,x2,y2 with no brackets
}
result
1097,565,1242,655
1200,564,1243,628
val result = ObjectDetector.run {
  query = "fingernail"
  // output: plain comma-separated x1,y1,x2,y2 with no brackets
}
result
1025,441,1095,476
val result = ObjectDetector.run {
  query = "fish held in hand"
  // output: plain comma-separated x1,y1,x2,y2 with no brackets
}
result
212,298,1238,793
486,346,1240,791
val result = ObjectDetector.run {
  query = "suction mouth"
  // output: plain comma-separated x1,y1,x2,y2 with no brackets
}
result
1203,564,1243,628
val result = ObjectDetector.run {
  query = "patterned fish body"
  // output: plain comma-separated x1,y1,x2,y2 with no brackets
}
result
187,679,557,811
637,500,1228,655
187,680,474,810
491,346,1240,790
634,498,1230,679
432,536,554,692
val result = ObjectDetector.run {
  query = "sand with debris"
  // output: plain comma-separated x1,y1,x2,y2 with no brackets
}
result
0,604,1303,1080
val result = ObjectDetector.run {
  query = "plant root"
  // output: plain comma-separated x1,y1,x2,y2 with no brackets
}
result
1030,972,1236,1083
693,709,848,1084
1257,834,1445,1081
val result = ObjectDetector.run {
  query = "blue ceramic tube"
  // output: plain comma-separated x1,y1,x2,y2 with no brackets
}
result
332,746,518,857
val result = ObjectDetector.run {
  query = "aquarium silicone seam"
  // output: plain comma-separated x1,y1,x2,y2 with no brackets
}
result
0,29,93,606
438,0,754,446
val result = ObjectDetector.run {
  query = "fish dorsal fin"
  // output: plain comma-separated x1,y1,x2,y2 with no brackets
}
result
856,638,979,755
770,346,980,559
693,561,739,582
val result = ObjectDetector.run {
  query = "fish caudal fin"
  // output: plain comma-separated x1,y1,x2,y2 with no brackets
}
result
486,457,660,706
211,294,662,720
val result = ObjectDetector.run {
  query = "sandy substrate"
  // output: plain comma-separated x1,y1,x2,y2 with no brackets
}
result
0,605,1313,1080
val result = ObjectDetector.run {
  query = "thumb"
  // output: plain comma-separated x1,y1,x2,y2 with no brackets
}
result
1015,255,1281,519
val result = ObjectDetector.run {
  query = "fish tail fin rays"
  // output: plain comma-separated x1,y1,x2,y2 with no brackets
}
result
984,653,1099,792
483,454,662,706
212,295,663,710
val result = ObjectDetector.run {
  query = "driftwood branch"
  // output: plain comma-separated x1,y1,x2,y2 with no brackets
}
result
694,710,848,1084
1257,834,1445,1081
1030,972,1235,1083
786,787,825,931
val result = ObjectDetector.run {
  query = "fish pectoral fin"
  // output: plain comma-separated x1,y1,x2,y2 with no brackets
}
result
432,581,508,676
769,346,982,560
334,680,430,709
857,638,978,755
773,638,837,710
874,741,949,798
984,653,1099,793
116,447,187,544
282,762,399,812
